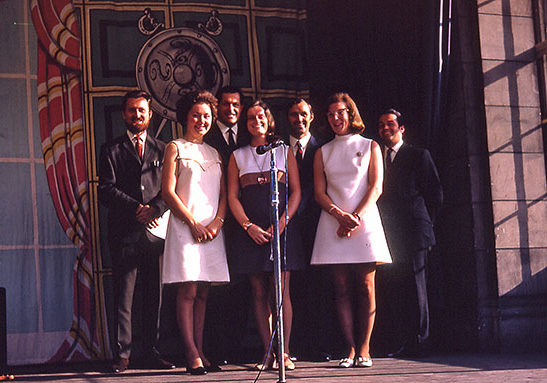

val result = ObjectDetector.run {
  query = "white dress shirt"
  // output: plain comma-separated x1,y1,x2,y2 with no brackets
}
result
290,132,312,157
217,121,239,145
127,130,147,157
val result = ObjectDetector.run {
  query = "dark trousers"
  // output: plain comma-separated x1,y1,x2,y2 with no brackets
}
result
378,247,429,350
111,233,163,360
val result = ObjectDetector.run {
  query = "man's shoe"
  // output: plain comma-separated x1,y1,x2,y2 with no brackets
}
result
204,364,222,372
112,358,129,373
148,356,176,370
187,366,207,375
388,343,430,358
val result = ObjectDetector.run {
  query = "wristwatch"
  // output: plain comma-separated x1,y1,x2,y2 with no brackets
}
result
242,220,253,231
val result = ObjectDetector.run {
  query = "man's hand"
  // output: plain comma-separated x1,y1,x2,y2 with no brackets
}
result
136,204,158,225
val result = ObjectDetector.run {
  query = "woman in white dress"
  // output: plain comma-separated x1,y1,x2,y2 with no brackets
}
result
311,93,391,368
162,90,229,375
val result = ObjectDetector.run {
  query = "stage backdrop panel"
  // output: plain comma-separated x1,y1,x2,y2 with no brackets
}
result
77,0,309,359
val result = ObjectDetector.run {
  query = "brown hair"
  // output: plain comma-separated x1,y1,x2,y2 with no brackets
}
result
326,92,365,134
176,90,218,132
122,90,152,110
243,99,278,142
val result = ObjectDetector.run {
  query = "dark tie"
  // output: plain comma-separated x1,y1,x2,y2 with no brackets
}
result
227,128,236,150
135,135,143,160
386,148,394,170
296,141,303,165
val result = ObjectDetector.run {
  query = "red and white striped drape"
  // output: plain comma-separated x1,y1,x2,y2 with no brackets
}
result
30,0,105,361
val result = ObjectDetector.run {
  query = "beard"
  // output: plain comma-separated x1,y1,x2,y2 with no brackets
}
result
125,118,149,134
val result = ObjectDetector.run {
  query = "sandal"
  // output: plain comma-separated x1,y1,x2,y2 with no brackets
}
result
253,353,277,371
283,353,295,370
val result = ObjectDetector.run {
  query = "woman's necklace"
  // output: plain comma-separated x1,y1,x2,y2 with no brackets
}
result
249,146,268,184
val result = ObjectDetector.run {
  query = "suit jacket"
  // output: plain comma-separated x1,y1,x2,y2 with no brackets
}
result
98,133,167,246
295,135,322,216
288,134,323,259
204,123,250,167
377,142,443,255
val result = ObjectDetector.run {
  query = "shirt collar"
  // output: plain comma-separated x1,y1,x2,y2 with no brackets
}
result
217,121,238,137
127,130,147,142
290,132,311,149
391,139,404,153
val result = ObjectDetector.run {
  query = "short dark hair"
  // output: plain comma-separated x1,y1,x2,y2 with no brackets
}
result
243,99,278,142
122,90,152,110
216,86,244,103
380,108,403,126
326,92,365,134
287,97,313,115
176,90,218,132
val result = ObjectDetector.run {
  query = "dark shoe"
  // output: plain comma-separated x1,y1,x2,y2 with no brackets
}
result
187,366,207,375
112,358,129,373
205,364,222,372
388,343,429,358
148,357,176,370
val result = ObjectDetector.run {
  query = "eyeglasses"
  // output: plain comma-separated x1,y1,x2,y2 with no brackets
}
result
327,108,348,119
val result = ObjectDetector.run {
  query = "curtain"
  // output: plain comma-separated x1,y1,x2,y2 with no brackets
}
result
30,0,105,361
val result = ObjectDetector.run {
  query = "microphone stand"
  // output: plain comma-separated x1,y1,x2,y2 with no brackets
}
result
266,146,286,383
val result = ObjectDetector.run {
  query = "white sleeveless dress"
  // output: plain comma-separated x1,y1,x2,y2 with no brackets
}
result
310,134,392,265
162,139,230,283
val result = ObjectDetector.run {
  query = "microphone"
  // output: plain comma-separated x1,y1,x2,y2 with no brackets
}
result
256,140,285,155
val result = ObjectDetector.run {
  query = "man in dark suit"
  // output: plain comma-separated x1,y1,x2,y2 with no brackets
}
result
287,98,322,259
285,98,330,360
376,108,443,357
204,86,250,167
202,86,250,362
98,90,174,373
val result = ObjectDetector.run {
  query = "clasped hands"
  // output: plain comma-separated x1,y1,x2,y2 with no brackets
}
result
190,218,223,244
246,221,288,246
333,210,360,238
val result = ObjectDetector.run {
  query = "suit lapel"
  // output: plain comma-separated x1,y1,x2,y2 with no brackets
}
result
122,135,141,165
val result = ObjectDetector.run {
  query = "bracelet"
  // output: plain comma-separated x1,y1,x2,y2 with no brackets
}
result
352,212,361,221
215,216,225,223
328,205,337,215
242,220,253,231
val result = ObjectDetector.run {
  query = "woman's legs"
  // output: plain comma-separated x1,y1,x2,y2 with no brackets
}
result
193,282,211,365
249,273,274,363
176,282,203,369
355,263,377,359
280,271,293,356
331,264,356,360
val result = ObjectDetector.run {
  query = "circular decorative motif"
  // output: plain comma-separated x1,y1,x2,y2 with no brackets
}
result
136,27,230,121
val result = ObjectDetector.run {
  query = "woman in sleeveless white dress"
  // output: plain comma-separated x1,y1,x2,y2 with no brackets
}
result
311,93,391,369
162,91,228,375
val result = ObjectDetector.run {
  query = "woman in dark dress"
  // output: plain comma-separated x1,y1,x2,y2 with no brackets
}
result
227,99,302,370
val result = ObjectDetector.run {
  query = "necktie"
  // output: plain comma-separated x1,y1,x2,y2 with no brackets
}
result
227,128,236,149
135,135,143,160
296,141,303,165
386,148,394,169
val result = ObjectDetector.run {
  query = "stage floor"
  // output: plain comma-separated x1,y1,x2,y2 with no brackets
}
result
4,353,547,382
